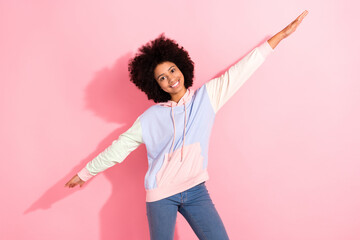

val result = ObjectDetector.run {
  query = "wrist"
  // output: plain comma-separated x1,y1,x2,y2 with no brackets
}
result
267,32,284,49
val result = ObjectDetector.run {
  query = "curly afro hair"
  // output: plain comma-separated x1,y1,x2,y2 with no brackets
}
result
128,33,194,103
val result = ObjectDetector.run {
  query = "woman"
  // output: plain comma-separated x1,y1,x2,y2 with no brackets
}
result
65,10,308,240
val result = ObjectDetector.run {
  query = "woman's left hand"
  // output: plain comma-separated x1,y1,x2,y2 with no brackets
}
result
281,10,309,38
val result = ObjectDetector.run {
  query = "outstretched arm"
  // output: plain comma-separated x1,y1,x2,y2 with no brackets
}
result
205,10,309,113
65,116,143,188
267,10,308,49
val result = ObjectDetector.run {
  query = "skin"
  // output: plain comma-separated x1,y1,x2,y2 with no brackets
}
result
65,10,308,189
154,61,187,103
267,10,308,49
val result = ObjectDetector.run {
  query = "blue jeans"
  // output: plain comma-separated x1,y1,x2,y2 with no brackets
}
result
146,182,229,240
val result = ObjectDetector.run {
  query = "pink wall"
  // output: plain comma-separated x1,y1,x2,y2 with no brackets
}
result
1,0,359,239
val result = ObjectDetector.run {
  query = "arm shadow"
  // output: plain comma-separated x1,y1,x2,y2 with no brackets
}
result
23,53,182,239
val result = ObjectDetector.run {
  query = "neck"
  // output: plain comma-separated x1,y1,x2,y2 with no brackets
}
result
170,88,187,103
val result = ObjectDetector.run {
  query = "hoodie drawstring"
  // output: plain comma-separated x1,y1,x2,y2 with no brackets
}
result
181,103,187,162
158,89,193,163
168,100,187,162
168,104,176,161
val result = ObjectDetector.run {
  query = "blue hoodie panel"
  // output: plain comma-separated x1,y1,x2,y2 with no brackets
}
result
139,85,215,190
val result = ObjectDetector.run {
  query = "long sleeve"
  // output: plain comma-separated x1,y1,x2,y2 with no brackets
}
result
77,117,143,181
205,40,274,113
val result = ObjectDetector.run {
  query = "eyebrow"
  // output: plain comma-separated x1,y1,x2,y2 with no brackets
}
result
157,65,175,80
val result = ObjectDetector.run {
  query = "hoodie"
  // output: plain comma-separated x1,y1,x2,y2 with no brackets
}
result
77,40,274,202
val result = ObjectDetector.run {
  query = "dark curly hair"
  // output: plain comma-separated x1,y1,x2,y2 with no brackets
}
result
128,33,194,103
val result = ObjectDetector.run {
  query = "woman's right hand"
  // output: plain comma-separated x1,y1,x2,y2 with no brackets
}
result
65,174,85,188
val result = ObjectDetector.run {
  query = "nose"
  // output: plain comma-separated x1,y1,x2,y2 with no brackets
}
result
168,76,176,84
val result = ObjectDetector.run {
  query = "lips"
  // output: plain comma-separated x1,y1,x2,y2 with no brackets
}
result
170,80,179,88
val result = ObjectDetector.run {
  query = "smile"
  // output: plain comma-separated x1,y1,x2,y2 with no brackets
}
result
170,81,179,88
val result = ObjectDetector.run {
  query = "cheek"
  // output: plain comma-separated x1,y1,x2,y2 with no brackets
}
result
157,81,169,92
159,81,167,88
180,74,185,84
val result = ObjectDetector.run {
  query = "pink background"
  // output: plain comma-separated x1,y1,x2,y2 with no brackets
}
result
1,0,359,239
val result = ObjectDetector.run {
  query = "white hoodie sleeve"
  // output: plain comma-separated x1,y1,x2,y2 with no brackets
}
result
205,40,274,113
77,117,143,181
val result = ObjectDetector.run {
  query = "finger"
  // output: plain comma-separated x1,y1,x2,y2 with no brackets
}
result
66,180,75,187
298,10,308,21
298,10,307,19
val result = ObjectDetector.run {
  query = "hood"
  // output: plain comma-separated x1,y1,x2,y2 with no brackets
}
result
157,88,194,162
157,88,194,107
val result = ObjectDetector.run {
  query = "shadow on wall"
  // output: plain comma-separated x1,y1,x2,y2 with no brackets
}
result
23,53,181,239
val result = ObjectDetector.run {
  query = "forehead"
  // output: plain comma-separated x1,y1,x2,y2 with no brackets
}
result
154,61,176,77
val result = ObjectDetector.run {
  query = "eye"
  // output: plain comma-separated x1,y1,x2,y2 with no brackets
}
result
171,68,176,73
160,76,166,81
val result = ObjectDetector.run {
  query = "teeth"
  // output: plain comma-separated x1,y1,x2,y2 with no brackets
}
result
171,81,179,88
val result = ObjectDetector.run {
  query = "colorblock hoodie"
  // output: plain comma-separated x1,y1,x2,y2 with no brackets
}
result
77,40,274,202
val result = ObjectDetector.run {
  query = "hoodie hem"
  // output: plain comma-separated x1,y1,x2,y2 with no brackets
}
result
145,171,210,202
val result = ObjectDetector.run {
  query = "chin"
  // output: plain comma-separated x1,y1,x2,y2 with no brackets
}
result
173,86,185,93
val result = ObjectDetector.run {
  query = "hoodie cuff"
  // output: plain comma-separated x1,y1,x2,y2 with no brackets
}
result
77,167,94,181
258,40,274,59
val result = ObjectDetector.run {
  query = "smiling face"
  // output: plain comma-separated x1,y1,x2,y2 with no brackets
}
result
154,61,187,103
